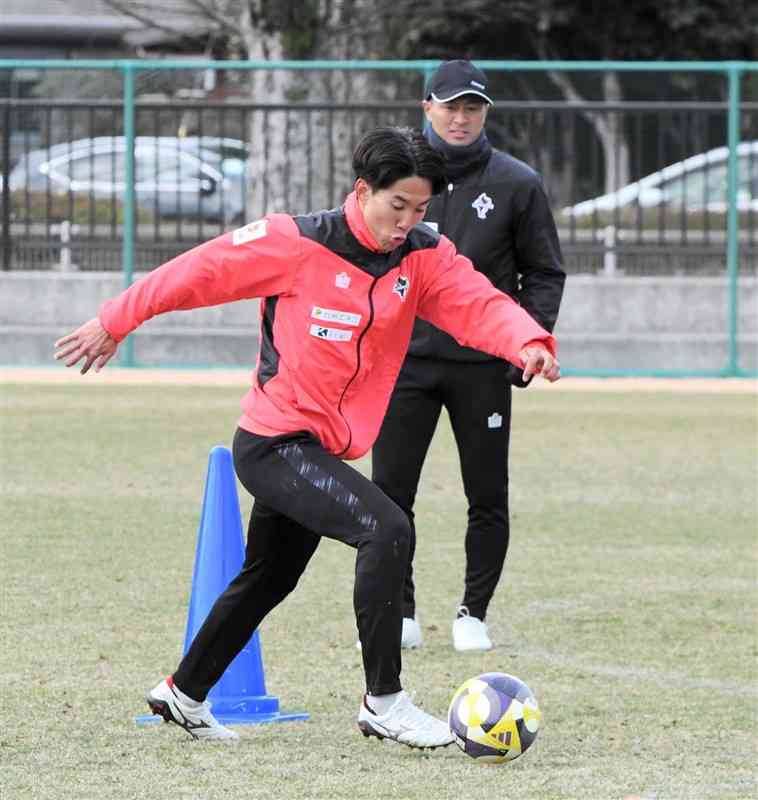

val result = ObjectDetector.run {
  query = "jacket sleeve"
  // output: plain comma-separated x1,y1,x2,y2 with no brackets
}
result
500,176,565,387
513,176,566,333
415,236,556,368
98,215,300,342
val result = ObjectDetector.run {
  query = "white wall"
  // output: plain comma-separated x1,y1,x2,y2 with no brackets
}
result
1,272,756,373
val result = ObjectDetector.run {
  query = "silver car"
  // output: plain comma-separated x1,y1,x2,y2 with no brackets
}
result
562,140,758,221
8,136,249,224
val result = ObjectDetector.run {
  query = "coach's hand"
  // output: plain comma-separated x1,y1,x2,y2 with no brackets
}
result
519,344,560,383
54,317,118,374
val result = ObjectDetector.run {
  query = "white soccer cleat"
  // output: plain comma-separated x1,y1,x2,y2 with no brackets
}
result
355,617,423,650
357,691,454,749
452,606,493,651
146,678,239,740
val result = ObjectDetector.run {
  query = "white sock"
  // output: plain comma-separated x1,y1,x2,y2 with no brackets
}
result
171,680,202,707
367,690,402,715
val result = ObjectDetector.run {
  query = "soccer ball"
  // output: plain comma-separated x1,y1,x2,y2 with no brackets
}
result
448,672,541,763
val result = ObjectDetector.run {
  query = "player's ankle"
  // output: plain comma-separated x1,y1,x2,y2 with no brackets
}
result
366,690,402,715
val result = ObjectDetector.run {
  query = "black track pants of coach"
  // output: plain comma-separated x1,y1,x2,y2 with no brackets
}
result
173,428,411,701
372,356,511,621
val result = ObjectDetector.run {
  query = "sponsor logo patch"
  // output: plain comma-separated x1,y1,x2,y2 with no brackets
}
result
311,306,361,326
232,218,268,245
309,324,353,342
488,412,503,429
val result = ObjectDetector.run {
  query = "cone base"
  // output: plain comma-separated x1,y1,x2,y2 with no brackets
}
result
135,709,309,727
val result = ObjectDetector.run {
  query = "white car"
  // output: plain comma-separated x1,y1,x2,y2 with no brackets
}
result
563,140,758,219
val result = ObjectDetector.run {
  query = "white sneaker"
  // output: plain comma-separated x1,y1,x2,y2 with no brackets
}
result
146,678,239,740
357,691,454,749
452,606,493,651
402,617,423,649
355,617,423,650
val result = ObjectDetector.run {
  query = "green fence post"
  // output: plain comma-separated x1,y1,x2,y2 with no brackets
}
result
724,64,743,377
121,61,136,367
2,101,11,271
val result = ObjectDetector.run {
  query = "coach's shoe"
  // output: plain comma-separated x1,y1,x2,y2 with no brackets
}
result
146,677,239,740
357,691,453,749
452,606,493,652
356,617,423,650
401,617,423,649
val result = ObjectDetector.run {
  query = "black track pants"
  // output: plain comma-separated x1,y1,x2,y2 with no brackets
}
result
371,355,511,621
173,428,410,700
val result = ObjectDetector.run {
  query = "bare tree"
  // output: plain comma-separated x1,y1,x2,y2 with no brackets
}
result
537,52,631,195
103,0,409,217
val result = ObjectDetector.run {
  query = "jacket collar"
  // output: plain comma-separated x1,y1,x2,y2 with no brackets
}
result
343,190,383,253
425,127,492,181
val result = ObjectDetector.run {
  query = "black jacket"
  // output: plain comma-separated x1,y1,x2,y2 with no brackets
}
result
408,147,565,383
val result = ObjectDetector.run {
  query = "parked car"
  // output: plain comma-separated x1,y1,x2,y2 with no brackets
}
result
562,141,758,222
7,136,250,224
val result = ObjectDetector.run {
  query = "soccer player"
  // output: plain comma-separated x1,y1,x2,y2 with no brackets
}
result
54,126,560,749
372,62,566,652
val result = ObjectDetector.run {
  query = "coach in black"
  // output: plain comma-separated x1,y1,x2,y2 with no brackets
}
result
371,60,565,651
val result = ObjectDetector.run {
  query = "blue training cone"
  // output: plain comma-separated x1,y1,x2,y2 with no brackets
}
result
136,446,308,726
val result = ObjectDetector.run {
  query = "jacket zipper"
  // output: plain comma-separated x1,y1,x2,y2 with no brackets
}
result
335,276,378,457
439,181,454,234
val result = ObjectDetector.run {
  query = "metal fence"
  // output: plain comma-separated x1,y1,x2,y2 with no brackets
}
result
0,59,756,376
2,95,756,278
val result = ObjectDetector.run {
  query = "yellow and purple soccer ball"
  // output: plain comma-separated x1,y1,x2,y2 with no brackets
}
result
448,672,541,763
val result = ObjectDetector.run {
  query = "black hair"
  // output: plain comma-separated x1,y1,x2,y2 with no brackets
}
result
352,126,447,196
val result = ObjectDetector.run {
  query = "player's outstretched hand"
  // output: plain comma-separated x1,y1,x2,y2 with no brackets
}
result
519,344,560,383
54,317,118,374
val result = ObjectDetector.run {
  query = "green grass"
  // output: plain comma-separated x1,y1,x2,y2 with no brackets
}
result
1,384,756,800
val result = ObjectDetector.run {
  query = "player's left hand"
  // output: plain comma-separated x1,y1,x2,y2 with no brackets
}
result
519,345,560,383
54,316,118,374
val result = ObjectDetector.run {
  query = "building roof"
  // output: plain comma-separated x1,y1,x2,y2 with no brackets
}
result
0,0,214,48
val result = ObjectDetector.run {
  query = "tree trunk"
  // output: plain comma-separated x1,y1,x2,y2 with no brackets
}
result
223,0,416,219
598,71,630,194
105,0,417,220
239,7,289,218
545,67,631,196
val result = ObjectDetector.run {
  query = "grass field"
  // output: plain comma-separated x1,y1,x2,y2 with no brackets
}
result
1,379,756,800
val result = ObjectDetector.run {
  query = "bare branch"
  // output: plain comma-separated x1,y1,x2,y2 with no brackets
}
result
183,0,238,33
100,0,196,39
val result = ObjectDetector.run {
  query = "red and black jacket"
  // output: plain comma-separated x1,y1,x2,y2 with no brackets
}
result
99,192,556,460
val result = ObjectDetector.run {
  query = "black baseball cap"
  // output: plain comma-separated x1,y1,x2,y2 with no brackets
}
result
425,60,493,105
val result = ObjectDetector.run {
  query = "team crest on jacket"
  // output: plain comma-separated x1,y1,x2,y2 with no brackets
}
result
472,192,495,220
393,275,410,300
335,271,351,288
